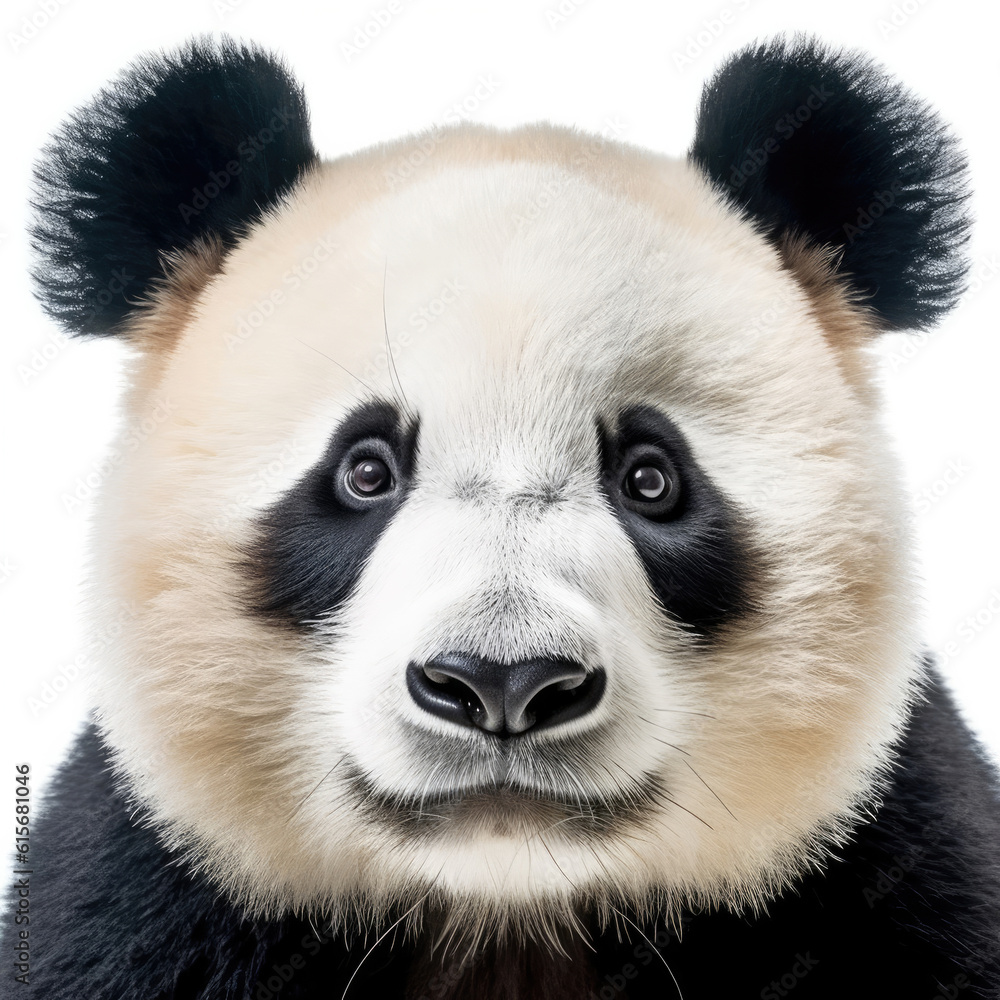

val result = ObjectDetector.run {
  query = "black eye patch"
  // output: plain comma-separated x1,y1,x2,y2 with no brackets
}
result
241,400,418,628
599,405,759,640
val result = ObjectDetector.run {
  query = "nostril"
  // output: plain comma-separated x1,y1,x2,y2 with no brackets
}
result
406,655,605,736
423,668,496,731
517,667,606,734
406,660,496,731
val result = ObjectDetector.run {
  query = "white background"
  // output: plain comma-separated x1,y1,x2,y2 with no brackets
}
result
1,0,998,801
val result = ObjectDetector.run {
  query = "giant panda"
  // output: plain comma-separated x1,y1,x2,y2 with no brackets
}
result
5,32,1000,1000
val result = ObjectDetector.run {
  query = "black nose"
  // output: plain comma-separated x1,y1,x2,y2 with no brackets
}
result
406,654,605,736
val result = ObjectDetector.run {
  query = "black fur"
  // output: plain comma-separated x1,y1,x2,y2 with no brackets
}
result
6,663,996,998
689,35,971,330
599,405,759,639
30,36,317,337
246,401,419,627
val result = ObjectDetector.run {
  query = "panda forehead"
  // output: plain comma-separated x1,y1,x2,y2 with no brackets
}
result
181,150,824,419
283,157,685,364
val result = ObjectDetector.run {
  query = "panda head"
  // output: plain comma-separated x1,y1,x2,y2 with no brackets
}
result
33,36,969,941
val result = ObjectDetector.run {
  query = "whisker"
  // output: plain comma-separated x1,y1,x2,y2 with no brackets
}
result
556,759,597,822
661,793,714,831
306,911,323,943
415,761,446,821
609,904,685,1000
382,258,410,414
582,838,617,887
681,758,738,821
645,734,691,756
499,811,584,893
637,714,694,739
296,339,378,398
288,754,347,823
604,758,712,829
538,830,577,890
341,891,431,1000
650,708,716,720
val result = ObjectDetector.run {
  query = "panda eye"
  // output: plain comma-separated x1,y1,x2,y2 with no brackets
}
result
345,457,393,498
625,464,669,501
333,438,401,509
618,449,680,518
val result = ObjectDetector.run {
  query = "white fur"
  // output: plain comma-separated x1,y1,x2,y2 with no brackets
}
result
85,125,920,939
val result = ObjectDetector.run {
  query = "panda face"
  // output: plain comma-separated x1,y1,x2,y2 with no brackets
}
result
85,138,917,932
35,36,968,941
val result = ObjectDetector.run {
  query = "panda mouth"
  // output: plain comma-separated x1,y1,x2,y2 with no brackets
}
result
342,760,666,835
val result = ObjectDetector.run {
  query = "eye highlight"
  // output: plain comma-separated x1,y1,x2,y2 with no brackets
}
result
625,464,669,502
347,457,392,497
616,446,681,519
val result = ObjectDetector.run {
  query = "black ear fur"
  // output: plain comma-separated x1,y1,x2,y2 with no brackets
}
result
31,36,317,337
689,35,971,331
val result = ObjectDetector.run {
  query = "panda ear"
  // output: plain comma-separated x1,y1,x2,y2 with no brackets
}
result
31,36,317,337
689,35,971,331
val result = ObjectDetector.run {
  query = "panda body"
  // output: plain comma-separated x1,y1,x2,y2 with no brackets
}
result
5,35,1000,999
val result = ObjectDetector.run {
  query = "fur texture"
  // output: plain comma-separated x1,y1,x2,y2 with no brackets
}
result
6,32,998,1000
74,148,920,928
5,664,998,999
30,36,317,336
690,35,971,330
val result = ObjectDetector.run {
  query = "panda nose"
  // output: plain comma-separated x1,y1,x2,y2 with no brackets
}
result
406,654,605,736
